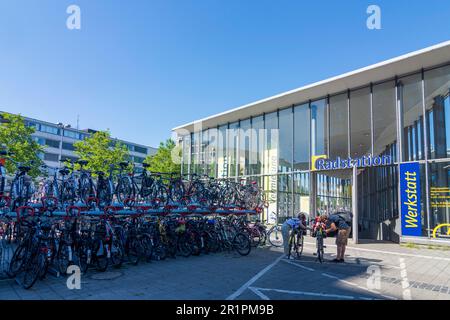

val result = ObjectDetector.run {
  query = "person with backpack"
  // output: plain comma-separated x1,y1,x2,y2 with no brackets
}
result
325,212,352,263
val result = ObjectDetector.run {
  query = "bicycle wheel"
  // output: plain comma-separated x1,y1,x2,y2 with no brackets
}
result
177,234,192,258
126,238,141,265
268,225,283,247
205,231,220,253
317,235,324,263
287,233,295,259
116,177,133,204
233,232,251,256
110,239,124,268
297,232,304,258
79,176,93,203
97,182,112,207
94,241,108,272
55,244,71,275
7,244,27,278
17,251,44,290
248,228,261,248
141,234,154,262
258,227,267,246
76,244,90,274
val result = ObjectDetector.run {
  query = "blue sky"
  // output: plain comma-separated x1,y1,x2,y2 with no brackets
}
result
0,0,449,147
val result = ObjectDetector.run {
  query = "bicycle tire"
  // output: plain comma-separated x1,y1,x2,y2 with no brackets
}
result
233,232,251,256
317,235,324,263
7,243,27,278
17,251,44,290
126,238,141,265
268,225,283,247
297,232,304,258
110,239,124,268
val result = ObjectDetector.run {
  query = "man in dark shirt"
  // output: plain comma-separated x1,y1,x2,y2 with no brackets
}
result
325,214,351,263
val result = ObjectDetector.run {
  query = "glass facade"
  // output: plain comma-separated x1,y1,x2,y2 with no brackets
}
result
350,87,371,158
329,93,349,159
180,62,450,242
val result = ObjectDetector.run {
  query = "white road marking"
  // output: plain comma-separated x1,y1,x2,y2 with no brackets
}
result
281,259,397,300
252,286,373,300
399,258,412,300
302,241,450,262
321,272,398,300
248,286,270,300
281,259,315,271
226,254,284,300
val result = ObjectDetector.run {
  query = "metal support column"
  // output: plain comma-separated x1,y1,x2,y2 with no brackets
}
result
352,165,359,244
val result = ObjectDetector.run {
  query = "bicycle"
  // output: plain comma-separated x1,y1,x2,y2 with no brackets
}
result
287,226,305,260
314,224,326,263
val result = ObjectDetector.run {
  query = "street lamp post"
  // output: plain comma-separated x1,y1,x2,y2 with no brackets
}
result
57,123,64,167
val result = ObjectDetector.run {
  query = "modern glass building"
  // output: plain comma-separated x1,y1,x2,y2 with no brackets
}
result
173,41,450,244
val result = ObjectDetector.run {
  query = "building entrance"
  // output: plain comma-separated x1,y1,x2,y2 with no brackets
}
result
313,169,352,216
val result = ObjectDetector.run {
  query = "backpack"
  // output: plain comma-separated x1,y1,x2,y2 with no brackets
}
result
331,212,353,226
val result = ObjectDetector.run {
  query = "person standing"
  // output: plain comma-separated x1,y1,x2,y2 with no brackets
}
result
325,214,352,263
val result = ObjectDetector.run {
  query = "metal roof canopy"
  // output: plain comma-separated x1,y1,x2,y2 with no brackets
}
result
173,40,450,134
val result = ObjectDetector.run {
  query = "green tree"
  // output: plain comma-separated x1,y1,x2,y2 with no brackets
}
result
144,139,181,174
72,131,129,175
0,113,44,178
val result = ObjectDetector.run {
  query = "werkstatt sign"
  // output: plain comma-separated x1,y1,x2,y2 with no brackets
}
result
400,162,422,236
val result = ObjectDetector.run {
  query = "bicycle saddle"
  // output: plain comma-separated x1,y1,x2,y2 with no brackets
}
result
59,168,70,175
142,163,150,168
77,160,88,166
96,171,105,176
18,165,31,172
0,150,7,156
119,161,129,168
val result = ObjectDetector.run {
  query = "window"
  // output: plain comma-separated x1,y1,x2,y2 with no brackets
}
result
399,73,424,161
134,146,148,154
33,137,45,145
278,108,293,173
200,130,209,175
133,156,145,163
64,130,80,140
191,132,200,174
350,87,371,158
310,99,327,157
62,142,75,151
228,122,239,177
429,161,450,239
207,128,218,177
27,122,39,130
44,153,59,162
40,124,59,135
264,112,278,175
294,103,310,171
277,174,292,217
217,125,228,178
425,65,450,159
181,134,191,175
250,116,264,175
293,172,310,218
239,119,251,176
329,93,349,159
45,139,60,149
373,81,397,160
